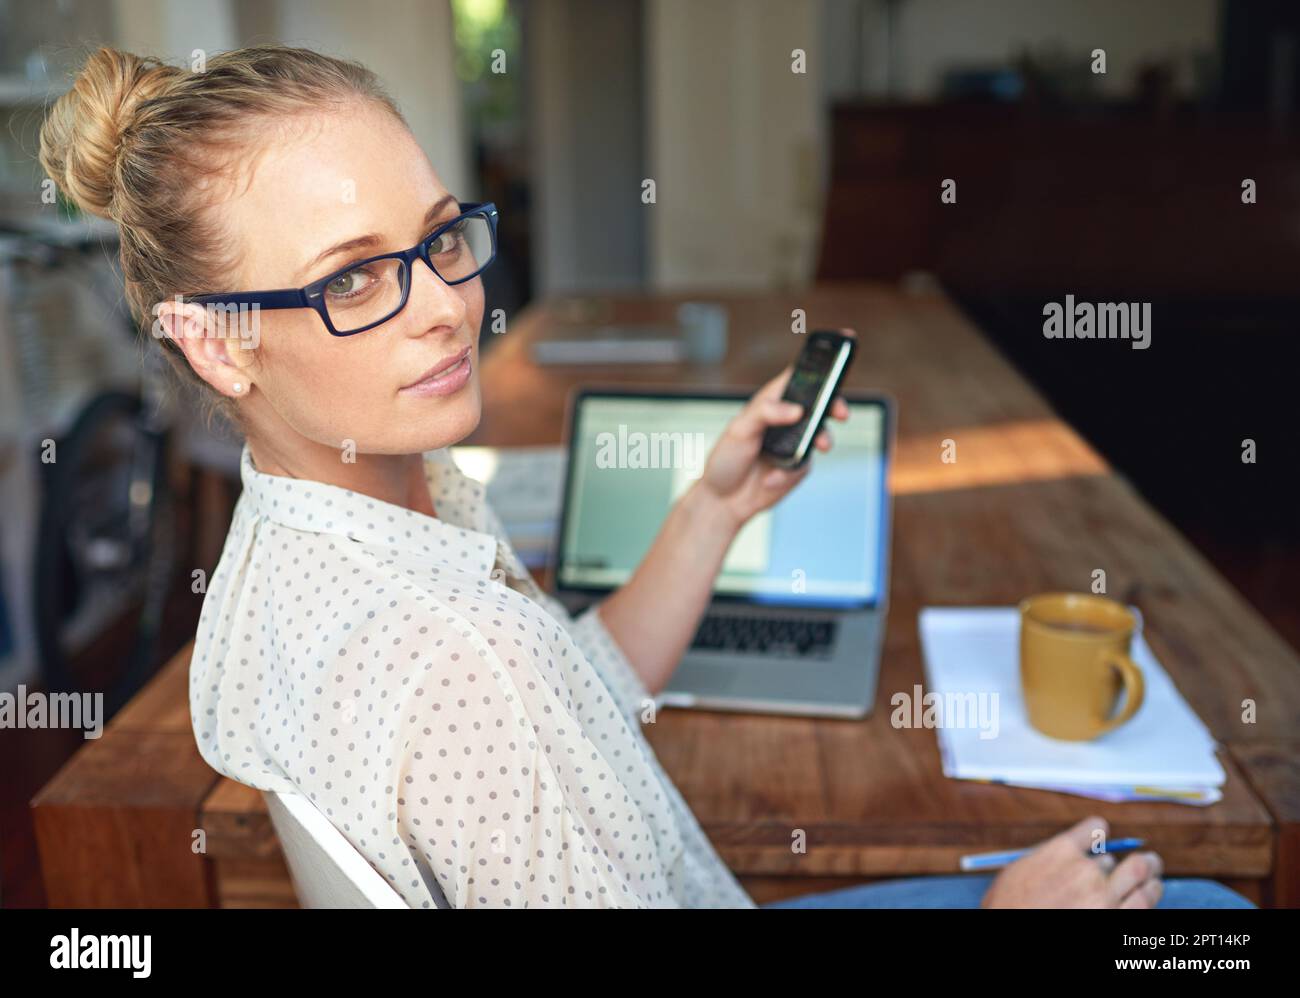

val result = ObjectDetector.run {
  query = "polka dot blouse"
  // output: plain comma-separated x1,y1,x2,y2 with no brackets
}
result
189,444,756,908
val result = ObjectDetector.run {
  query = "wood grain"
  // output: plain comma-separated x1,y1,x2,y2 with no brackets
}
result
31,721,218,907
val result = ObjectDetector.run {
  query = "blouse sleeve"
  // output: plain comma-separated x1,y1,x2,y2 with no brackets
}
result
532,593,652,726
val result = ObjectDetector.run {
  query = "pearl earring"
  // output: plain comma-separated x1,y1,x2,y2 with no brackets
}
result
232,382,243,395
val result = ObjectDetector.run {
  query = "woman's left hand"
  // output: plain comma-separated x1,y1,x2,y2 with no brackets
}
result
695,363,851,531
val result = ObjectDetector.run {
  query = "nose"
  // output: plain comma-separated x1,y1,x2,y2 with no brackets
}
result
403,255,467,335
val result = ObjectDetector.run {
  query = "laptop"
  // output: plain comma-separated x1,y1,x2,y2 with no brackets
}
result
554,388,894,718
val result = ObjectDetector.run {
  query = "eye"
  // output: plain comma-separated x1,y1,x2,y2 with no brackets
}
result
428,220,466,256
325,266,374,298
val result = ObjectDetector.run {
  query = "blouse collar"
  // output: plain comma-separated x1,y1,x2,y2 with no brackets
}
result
237,442,501,579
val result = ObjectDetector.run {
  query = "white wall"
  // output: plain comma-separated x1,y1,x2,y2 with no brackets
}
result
529,0,646,296
259,0,470,200
112,0,470,201
112,0,238,58
644,0,824,291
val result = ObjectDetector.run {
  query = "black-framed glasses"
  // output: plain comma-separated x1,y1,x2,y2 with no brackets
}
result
187,201,498,336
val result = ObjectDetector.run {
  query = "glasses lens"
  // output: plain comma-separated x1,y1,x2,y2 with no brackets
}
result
427,213,494,284
323,256,407,334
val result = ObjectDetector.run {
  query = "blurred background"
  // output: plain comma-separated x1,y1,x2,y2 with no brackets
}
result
1,0,1297,906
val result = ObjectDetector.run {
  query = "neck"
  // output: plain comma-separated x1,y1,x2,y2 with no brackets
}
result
246,433,436,518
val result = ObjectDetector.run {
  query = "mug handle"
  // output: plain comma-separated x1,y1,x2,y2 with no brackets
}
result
1095,651,1146,735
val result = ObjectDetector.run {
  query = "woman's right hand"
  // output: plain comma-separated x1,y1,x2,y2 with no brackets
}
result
980,815,1164,908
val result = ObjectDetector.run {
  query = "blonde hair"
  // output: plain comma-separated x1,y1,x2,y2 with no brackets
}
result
38,46,403,415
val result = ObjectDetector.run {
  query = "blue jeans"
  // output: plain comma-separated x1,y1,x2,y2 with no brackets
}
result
765,874,1256,909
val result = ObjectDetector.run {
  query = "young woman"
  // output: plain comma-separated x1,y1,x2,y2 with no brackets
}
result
39,45,1250,909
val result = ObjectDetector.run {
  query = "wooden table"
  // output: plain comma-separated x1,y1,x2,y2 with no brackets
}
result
33,284,1300,907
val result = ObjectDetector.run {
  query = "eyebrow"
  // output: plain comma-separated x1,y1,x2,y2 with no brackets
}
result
301,194,459,279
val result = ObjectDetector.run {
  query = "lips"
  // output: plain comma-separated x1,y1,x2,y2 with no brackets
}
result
401,345,471,391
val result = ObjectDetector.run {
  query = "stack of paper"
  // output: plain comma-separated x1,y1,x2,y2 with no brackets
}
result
451,446,566,568
917,607,1225,806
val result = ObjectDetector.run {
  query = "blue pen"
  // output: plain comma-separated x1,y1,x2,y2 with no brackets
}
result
960,837,1145,872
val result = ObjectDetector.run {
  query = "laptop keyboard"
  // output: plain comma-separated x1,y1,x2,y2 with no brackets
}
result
690,613,838,658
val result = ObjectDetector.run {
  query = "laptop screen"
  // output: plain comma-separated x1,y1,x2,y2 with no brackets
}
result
556,393,890,608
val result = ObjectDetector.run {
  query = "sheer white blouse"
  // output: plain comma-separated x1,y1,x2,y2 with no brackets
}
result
189,444,755,908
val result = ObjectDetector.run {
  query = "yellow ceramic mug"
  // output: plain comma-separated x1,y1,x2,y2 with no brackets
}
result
1019,593,1146,741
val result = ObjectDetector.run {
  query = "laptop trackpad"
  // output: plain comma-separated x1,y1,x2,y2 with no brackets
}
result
669,660,741,696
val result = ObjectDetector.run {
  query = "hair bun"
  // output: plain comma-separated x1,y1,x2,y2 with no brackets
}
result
39,47,182,220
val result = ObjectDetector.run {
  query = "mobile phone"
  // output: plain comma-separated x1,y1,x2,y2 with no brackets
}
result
760,329,856,469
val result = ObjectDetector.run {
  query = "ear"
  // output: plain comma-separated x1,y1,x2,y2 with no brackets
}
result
153,295,256,398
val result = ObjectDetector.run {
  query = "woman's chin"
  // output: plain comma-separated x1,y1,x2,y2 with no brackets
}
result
407,387,481,451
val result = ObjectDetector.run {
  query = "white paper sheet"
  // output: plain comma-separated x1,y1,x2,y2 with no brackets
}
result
917,606,1224,787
